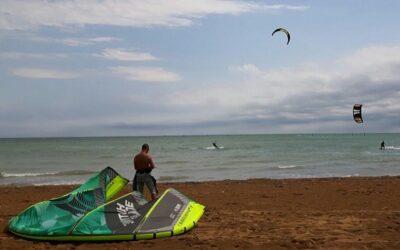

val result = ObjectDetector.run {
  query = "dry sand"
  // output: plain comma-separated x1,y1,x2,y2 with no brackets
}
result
1,176,400,249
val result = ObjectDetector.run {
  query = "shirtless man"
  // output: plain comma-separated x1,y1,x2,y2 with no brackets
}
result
133,144,158,200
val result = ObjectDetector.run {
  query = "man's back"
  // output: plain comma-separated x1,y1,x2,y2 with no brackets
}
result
134,152,154,172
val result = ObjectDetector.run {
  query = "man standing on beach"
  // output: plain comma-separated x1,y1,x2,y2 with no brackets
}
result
133,144,158,200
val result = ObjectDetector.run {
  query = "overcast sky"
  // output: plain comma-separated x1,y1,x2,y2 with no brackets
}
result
1,0,400,137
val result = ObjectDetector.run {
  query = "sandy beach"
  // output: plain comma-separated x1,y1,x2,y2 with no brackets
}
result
1,176,400,249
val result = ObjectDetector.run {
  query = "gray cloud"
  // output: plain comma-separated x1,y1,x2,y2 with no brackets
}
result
148,46,400,133
1,46,400,137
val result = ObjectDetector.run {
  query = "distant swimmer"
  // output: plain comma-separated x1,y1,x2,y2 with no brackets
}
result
212,142,220,149
380,141,385,150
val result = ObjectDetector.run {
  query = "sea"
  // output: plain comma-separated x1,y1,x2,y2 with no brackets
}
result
0,134,399,186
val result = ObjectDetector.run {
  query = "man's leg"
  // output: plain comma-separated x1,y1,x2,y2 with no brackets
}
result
151,175,158,194
132,174,138,191
144,174,157,200
134,173,145,194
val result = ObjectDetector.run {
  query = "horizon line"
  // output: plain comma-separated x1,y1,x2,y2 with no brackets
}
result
0,132,398,140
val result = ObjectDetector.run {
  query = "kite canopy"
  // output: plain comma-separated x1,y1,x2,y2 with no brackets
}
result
7,167,205,241
353,104,363,124
272,28,291,45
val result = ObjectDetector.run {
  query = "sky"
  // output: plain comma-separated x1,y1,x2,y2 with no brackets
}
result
1,0,400,137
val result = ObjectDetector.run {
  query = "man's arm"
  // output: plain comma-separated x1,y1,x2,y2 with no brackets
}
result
148,156,155,169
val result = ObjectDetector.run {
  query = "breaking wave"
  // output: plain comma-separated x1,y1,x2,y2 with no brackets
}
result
385,146,400,150
203,146,224,150
33,180,85,186
0,170,96,178
341,173,360,177
276,165,297,169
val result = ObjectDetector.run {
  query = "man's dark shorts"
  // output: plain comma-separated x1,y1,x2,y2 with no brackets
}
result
133,172,158,195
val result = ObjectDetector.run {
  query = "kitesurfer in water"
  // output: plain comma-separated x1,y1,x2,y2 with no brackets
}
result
380,141,385,150
212,142,220,149
133,144,158,200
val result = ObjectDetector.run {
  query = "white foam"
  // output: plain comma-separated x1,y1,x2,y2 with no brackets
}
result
341,173,360,177
277,165,297,169
385,146,400,150
1,172,57,177
0,170,95,178
33,181,84,186
204,146,224,150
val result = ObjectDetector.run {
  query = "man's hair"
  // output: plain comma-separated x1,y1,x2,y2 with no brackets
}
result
142,143,149,151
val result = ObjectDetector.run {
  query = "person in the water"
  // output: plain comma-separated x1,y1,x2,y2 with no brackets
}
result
212,142,219,149
380,141,385,150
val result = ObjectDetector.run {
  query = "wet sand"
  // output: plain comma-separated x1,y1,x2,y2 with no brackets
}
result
1,176,400,249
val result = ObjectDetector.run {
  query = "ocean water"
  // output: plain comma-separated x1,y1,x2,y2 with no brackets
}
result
0,134,399,186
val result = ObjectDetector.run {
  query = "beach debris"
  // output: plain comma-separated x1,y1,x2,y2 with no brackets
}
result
353,104,363,124
272,28,291,45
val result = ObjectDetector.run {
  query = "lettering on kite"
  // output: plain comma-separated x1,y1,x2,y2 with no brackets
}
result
116,200,140,227
169,203,182,219
174,203,182,212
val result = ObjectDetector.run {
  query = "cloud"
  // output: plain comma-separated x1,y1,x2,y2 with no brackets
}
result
264,5,309,11
3,46,399,136
30,36,120,47
229,64,262,75
96,48,157,61
11,68,80,79
110,66,180,82
0,0,308,30
158,46,400,132
339,46,400,82
0,52,67,59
